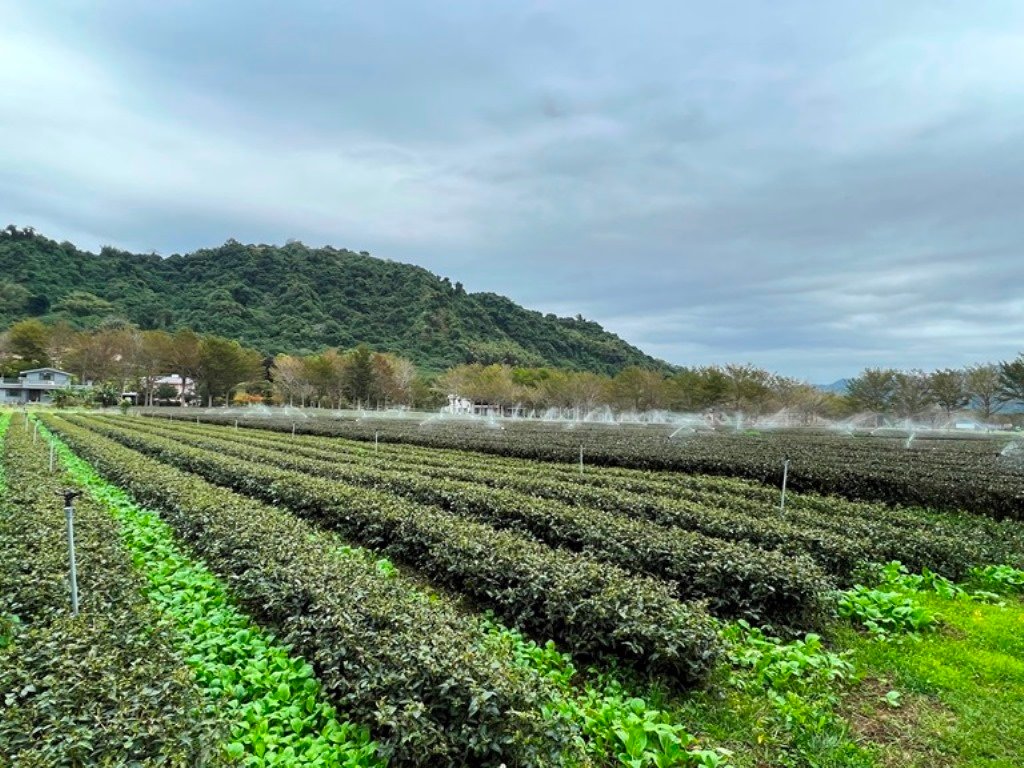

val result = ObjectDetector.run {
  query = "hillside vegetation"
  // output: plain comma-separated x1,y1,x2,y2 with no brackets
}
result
0,226,665,373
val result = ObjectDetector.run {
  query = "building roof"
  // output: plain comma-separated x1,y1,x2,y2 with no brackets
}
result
19,368,73,376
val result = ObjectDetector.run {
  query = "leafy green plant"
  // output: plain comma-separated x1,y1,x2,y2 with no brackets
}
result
480,617,731,767
970,564,1024,593
720,621,870,767
836,585,937,637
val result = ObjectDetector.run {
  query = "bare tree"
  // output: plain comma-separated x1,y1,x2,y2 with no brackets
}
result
271,354,309,406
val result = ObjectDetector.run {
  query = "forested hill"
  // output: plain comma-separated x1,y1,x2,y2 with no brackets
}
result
0,227,668,373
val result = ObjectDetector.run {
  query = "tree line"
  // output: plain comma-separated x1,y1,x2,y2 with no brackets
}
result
0,319,424,409
844,365,1024,423
3,317,1024,422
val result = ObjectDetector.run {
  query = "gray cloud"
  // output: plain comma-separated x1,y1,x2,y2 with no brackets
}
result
3,1,1024,381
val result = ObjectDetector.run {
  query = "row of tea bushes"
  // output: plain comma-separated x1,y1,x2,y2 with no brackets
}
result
43,415,655,765
149,411,1022,519
126,415,1022,586
34,418,382,767
63,414,724,682
117,416,830,629
0,414,233,765
132,417,1006,581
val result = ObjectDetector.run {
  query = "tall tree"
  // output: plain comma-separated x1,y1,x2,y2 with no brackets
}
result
891,370,934,420
4,318,51,370
721,363,773,415
165,330,202,405
271,354,311,406
195,336,261,406
665,367,729,412
998,354,1024,405
386,355,418,406
45,321,80,372
966,363,1006,420
927,368,970,417
343,344,375,407
137,330,175,406
846,368,897,415
610,367,665,411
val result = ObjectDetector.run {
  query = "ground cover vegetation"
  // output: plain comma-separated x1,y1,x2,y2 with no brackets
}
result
14,410,1024,766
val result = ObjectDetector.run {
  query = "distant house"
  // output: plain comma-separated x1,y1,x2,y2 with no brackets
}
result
0,368,86,405
155,374,194,399
442,394,474,415
123,374,195,406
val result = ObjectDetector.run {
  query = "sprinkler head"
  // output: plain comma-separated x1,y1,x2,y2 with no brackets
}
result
55,488,83,506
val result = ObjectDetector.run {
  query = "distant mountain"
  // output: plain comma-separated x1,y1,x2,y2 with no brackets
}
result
816,379,850,394
0,226,670,374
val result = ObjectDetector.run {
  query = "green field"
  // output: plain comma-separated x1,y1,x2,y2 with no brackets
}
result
1,410,1021,766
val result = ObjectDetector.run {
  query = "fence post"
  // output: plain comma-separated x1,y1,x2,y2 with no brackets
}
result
779,459,790,511
58,489,83,616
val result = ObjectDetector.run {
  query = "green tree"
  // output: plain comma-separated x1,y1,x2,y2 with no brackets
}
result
343,344,375,407
610,366,665,411
846,368,897,415
998,354,1024,405
666,367,729,411
155,382,179,404
195,336,262,406
891,370,934,420
0,281,29,319
966,363,1006,420
927,368,970,417
5,318,51,369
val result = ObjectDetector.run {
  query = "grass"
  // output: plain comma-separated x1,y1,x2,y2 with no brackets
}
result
836,591,1024,768
663,584,1024,768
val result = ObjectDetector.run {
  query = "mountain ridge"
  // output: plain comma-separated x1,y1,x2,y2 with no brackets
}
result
0,226,670,374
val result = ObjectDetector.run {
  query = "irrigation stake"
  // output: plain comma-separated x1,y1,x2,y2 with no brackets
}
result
292,423,296,437
579,444,584,476
33,421,38,443
57,489,83,616
375,431,379,452
49,441,55,473
779,459,790,511
234,419,239,430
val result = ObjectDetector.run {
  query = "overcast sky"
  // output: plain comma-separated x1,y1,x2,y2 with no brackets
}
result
3,2,1023,381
